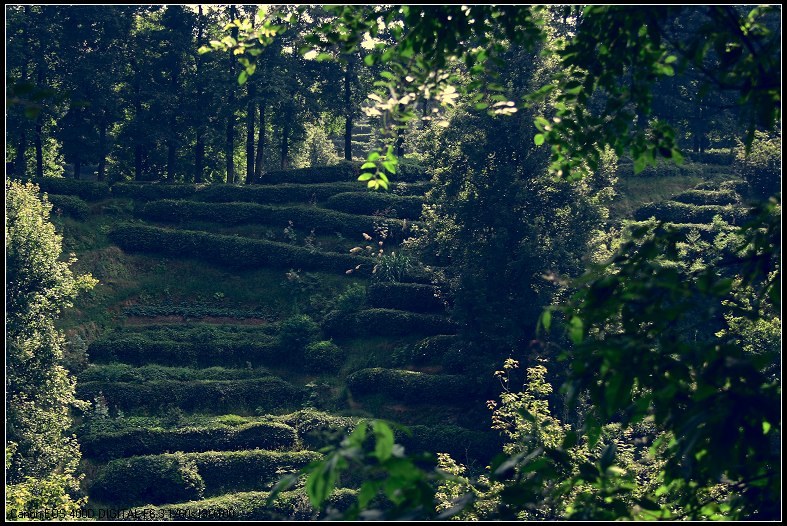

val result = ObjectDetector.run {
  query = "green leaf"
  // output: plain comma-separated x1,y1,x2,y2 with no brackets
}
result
238,71,248,86
373,421,395,461
364,54,375,66
534,133,545,146
368,152,380,162
360,162,377,170
568,316,584,344
358,173,374,181
539,309,552,333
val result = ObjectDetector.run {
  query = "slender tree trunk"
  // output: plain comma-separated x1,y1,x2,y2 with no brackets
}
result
280,121,289,170
193,5,205,184
97,112,107,181
34,117,43,178
254,99,266,181
132,59,143,181
344,58,353,161
74,159,81,180
421,98,428,129
225,5,238,183
396,103,405,158
246,84,255,184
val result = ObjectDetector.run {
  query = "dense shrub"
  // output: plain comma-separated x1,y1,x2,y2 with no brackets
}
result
685,148,735,165
28,177,110,200
46,194,90,219
346,368,476,404
399,425,504,464
733,131,781,198
366,283,446,313
277,409,357,450
79,364,266,383
109,223,373,274
196,181,430,204
322,309,457,338
695,179,749,194
304,341,345,373
409,335,459,365
324,192,424,219
91,451,318,506
139,199,412,238
80,420,298,461
87,333,280,367
672,189,739,206
111,183,198,201
633,201,749,224
76,377,304,413
90,452,204,507
277,315,320,358
122,303,273,320
260,162,358,184
126,488,357,521
333,283,367,314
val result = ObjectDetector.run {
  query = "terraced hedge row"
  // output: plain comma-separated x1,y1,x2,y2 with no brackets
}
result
276,409,357,450
91,450,320,507
366,283,446,313
617,160,704,179
80,420,298,461
47,194,90,219
79,364,267,383
633,202,749,224
324,192,424,219
258,161,429,184
29,177,111,200
122,304,274,320
139,200,411,237
346,368,475,404
126,488,357,521
323,309,456,338
106,323,280,341
77,377,304,413
109,223,373,274
672,189,739,206
87,334,280,367
401,425,504,464
409,335,459,365
112,183,198,201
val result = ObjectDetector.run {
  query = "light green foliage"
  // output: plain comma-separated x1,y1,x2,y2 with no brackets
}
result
304,341,345,373
333,283,367,314
277,314,320,356
733,130,781,198
292,123,341,169
5,181,97,516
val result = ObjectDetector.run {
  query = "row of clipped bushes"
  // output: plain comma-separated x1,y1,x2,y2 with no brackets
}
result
400,425,504,464
260,161,429,185
90,450,320,507
109,223,373,274
346,368,475,404
684,149,735,165
29,177,111,200
366,283,446,314
126,488,357,521
323,192,424,219
77,377,304,414
322,308,457,338
87,334,280,367
617,160,705,179
80,420,298,461
633,201,750,224
104,323,280,341
671,189,739,206
122,304,274,320
47,194,90,219
138,200,411,238
79,364,268,383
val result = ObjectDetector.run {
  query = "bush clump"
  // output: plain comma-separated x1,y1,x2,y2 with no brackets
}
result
324,192,424,219
346,368,475,404
366,283,446,313
304,341,345,373
633,201,749,224
277,315,320,358
671,189,739,206
733,131,781,198
322,309,457,338
28,177,110,200
46,194,90,219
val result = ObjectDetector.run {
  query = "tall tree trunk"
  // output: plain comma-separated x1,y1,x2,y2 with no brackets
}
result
225,5,238,183
16,7,30,179
97,112,107,181
280,121,289,170
246,84,255,184
344,57,353,161
193,5,205,184
34,63,44,178
395,103,405,158
132,58,143,181
254,99,266,181
74,159,81,180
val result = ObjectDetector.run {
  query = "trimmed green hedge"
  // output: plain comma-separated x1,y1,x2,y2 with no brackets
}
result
109,223,373,274
125,488,357,521
694,179,748,194
409,335,459,365
684,149,735,165
633,201,749,224
346,368,475,404
47,194,90,219
259,162,357,184
323,309,456,338
276,409,357,450
122,304,274,320
111,183,199,201
324,192,424,219
87,334,280,367
90,452,204,507
79,364,266,383
304,341,345,373
366,283,446,313
672,189,739,206
138,200,411,238
198,181,430,203
28,177,111,200
91,450,319,507
400,425,504,464
80,420,298,461
77,377,305,413
617,160,704,179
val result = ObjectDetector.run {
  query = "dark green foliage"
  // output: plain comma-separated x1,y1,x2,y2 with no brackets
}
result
79,364,266,383
126,488,357,521
399,425,504,464
87,333,280,367
46,194,90,219
684,149,735,165
90,453,205,507
304,341,345,373
277,410,357,451
732,132,781,199
408,335,459,365
123,303,274,320
27,177,110,200
277,314,320,358
80,420,298,461
77,377,305,413
324,192,424,219
198,181,431,204
366,283,446,313
322,309,457,338
109,223,373,274
138,199,412,238
672,189,739,206
91,450,319,506
633,201,749,224
346,368,476,404
111,182,198,201
333,283,367,314
260,162,357,184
